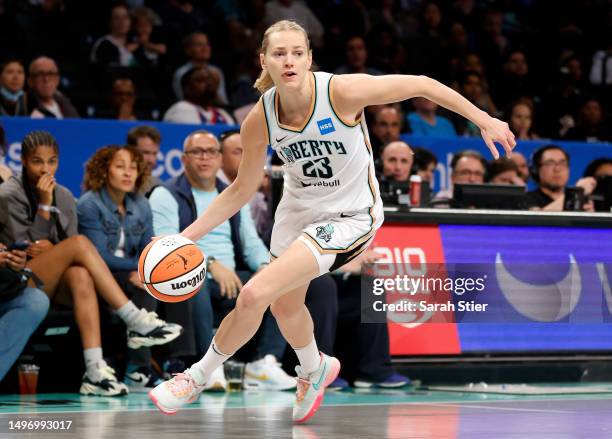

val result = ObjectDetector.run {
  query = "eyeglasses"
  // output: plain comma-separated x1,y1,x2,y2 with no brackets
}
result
455,169,485,178
184,148,221,159
30,71,59,79
540,160,568,169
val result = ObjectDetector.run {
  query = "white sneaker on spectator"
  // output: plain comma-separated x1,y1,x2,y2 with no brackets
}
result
127,309,183,349
80,361,128,397
202,365,227,392
244,355,296,390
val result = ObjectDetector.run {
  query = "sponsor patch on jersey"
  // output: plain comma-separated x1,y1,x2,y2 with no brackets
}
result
317,118,335,135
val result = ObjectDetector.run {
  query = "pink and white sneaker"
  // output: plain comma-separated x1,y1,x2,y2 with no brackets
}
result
148,369,205,415
292,353,341,423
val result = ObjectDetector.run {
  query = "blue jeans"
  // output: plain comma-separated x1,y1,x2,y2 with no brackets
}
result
192,270,286,360
0,287,50,380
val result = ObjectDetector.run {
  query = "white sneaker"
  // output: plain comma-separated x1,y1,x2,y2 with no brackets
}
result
127,310,183,349
293,353,340,423
244,355,296,390
149,368,205,415
202,365,227,392
80,361,129,397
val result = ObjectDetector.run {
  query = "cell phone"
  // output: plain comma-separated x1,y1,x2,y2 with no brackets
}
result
8,241,30,251
563,187,586,211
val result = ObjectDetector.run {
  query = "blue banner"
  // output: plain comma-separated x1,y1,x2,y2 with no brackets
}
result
0,117,609,197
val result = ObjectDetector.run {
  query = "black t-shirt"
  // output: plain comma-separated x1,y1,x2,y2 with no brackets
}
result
525,188,555,208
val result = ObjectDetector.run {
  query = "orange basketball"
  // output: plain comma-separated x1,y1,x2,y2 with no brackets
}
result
138,234,207,303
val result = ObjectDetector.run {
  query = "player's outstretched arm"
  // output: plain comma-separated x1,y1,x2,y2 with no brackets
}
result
332,74,516,158
181,101,268,242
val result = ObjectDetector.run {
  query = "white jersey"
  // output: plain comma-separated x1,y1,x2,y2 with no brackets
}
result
262,71,381,214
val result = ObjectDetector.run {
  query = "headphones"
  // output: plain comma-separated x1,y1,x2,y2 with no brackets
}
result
528,145,570,183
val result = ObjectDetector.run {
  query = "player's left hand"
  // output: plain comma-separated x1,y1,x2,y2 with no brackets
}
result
480,116,516,159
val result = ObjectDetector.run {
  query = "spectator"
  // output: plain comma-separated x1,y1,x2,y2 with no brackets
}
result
172,32,227,104
129,7,167,68
334,36,384,75
505,98,539,140
164,67,235,125
98,78,139,121
0,60,29,116
368,0,418,41
584,158,612,179
407,97,457,136
91,4,137,67
412,147,438,184
487,157,525,186
379,141,413,183
126,125,163,192
229,49,261,121
149,130,294,391
456,70,497,136
263,0,324,48
526,145,596,211
78,145,180,392
494,50,536,110
589,36,612,87
0,243,49,381
331,249,410,389
510,151,529,183
433,149,487,204
0,123,12,182
370,105,402,159
28,56,79,119
0,131,181,395
563,98,612,142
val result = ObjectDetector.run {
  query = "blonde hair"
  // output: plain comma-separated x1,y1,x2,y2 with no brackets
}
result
254,20,310,94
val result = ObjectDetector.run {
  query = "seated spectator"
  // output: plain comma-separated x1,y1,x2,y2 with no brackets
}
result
584,158,612,179
510,151,529,183
456,71,497,136
28,56,79,119
412,147,438,184
264,0,324,48
0,60,29,116
334,36,384,75
78,145,180,392
331,249,410,389
91,4,137,67
0,124,12,182
487,157,525,186
589,37,612,87
433,150,487,205
505,98,539,140
217,130,270,237
0,242,49,381
379,141,413,184
96,78,146,121
563,98,612,142
129,7,167,68
494,50,537,110
149,130,294,391
229,49,261,113
370,105,403,160
526,145,597,211
407,97,457,136
0,130,182,395
172,32,227,104
126,125,163,192
164,67,235,125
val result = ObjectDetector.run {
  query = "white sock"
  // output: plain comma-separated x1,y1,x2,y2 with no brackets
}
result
116,301,141,327
294,337,320,375
191,340,233,385
83,347,103,376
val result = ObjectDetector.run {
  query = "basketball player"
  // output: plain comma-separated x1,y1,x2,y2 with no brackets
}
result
150,20,516,422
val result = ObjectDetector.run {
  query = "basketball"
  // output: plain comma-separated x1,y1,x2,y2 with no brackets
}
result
138,234,207,303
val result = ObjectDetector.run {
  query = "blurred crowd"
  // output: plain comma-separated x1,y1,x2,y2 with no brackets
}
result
0,0,610,142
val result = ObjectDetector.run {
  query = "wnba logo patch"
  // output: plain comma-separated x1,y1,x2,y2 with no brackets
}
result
317,118,335,135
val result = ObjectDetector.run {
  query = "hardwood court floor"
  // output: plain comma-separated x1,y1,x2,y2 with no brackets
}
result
1,385,612,438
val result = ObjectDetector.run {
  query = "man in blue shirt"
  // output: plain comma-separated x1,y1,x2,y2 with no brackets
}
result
149,130,295,391
407,97,457,137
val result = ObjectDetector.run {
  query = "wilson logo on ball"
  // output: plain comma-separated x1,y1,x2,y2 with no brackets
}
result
171,268,206,290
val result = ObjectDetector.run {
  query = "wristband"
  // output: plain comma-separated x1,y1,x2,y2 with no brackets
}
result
38,204,60,214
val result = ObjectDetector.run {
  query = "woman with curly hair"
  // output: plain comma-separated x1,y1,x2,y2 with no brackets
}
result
0,131,181,396
78,145,171,392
